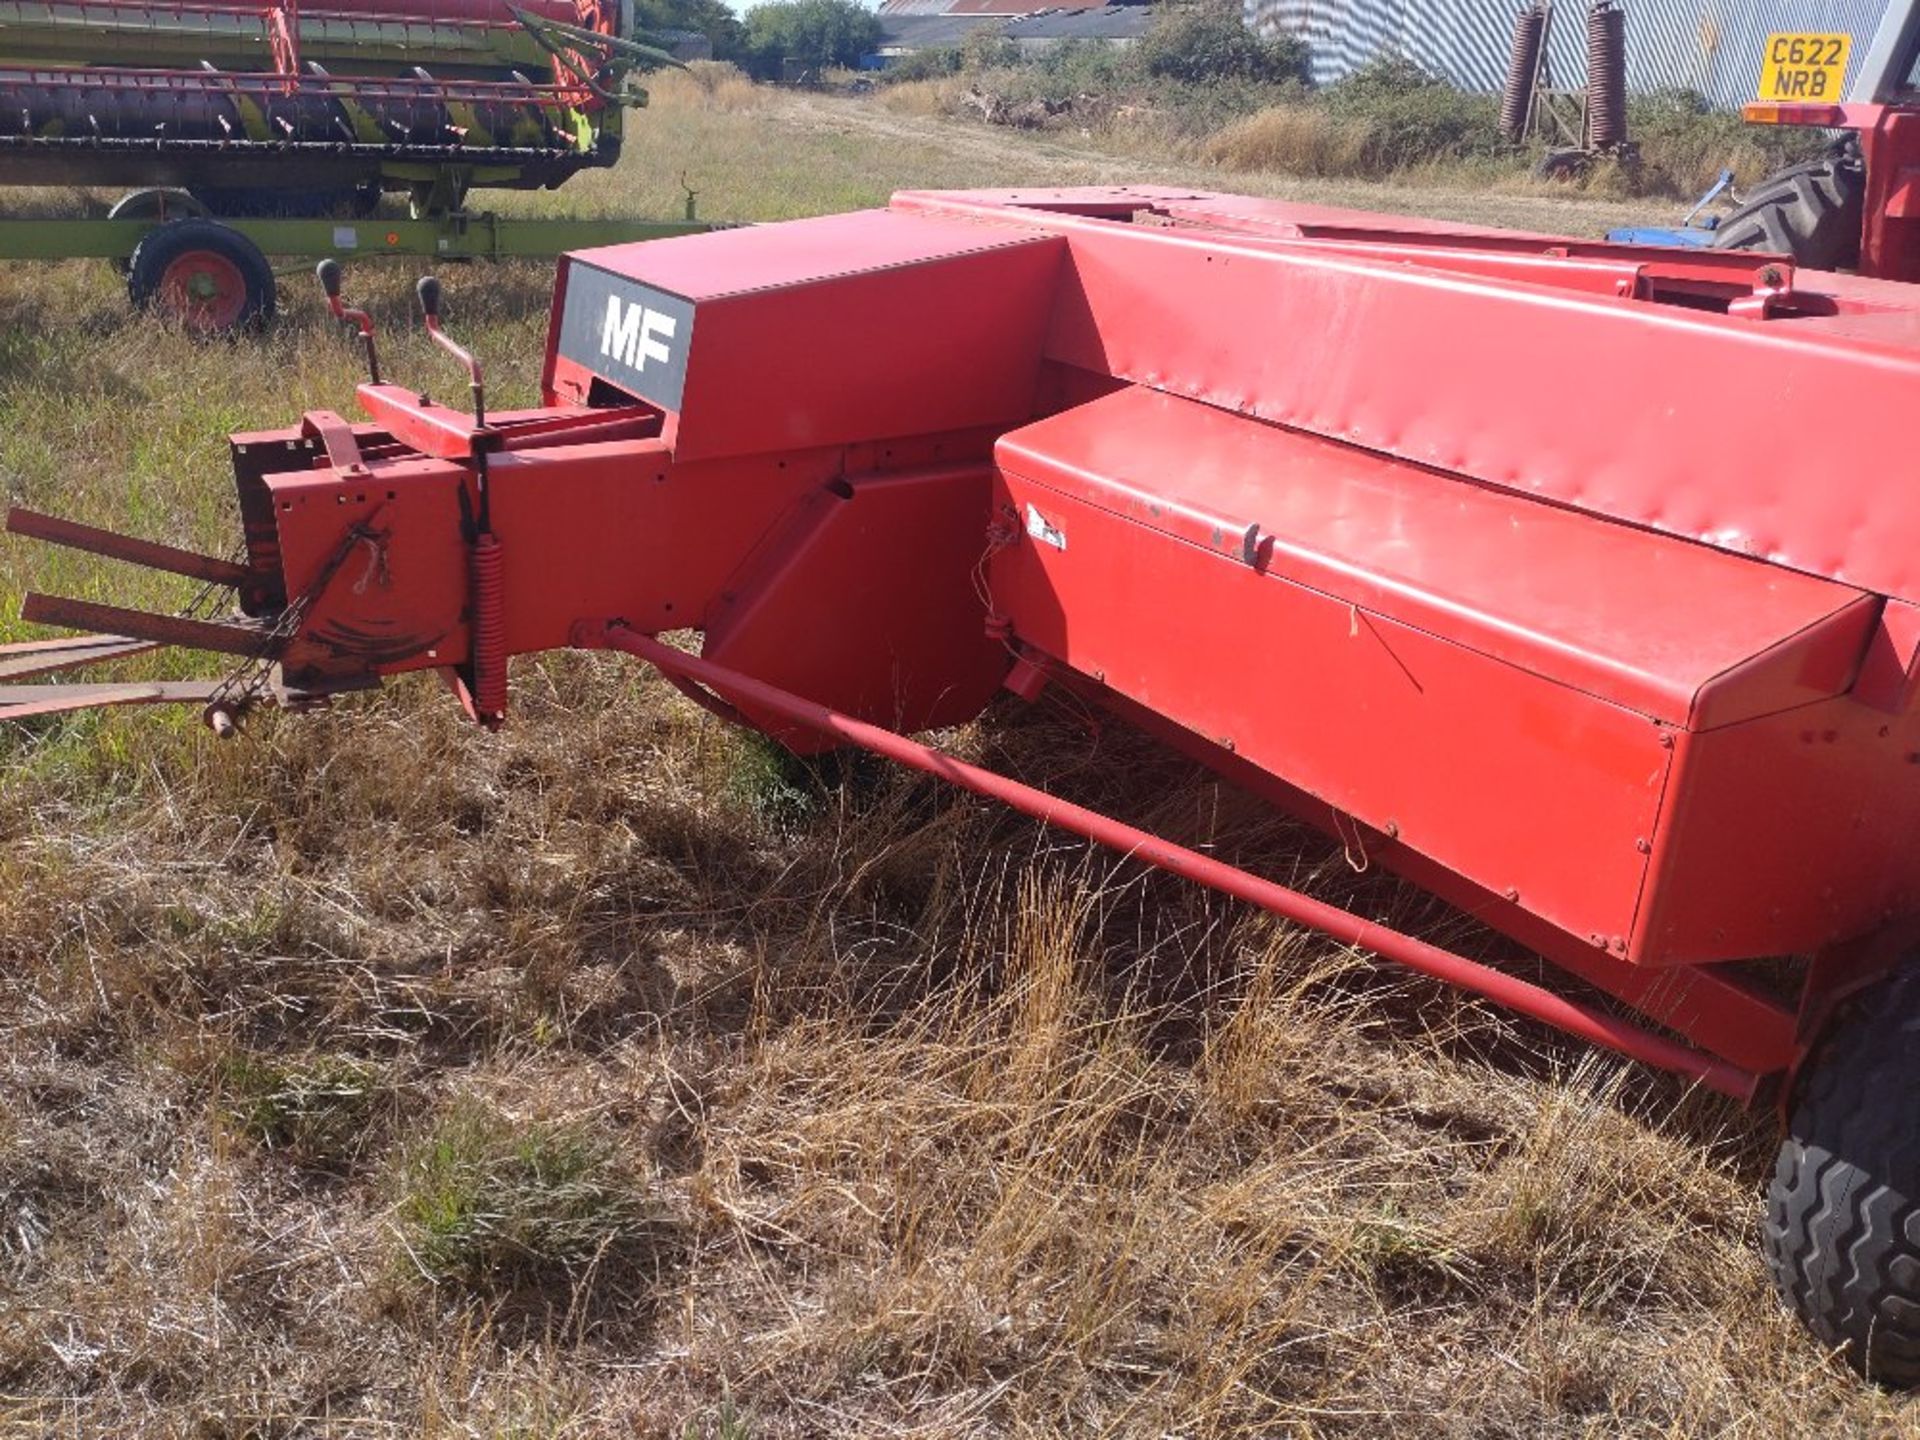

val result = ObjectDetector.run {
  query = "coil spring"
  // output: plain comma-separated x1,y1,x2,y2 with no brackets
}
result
1499,4,1547,142
470,531,507,724
1586,0,1628,150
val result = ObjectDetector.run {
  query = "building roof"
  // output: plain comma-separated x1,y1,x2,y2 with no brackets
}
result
874,11,1008,45
878,0,1122,15
1005,6,1153,40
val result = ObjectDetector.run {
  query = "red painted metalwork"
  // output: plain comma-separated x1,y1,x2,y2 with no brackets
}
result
158,246,250,335
586,620,1760,1102
20,184,1920,1108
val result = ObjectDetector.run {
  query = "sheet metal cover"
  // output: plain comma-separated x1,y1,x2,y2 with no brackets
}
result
997,385,1871,724
566,207,1061,301
556,264,697,412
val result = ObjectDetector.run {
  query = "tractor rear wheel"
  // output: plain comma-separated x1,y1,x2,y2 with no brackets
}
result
1712,149,1865,271
1767,960,1920,1387
126,219,276,336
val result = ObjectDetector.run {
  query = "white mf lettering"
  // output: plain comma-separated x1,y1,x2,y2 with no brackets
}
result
600,294,677,372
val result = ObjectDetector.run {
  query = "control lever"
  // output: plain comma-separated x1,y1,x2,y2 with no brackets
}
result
416,275,486,430
316,258,380,384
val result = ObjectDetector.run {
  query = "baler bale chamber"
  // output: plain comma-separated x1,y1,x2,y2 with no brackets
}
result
11,185,1920,1383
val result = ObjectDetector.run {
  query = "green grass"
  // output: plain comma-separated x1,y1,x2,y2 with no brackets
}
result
394,1103,666,1294
218,1050,381,1166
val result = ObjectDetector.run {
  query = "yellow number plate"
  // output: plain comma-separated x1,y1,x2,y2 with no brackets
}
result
1757,32,1851,101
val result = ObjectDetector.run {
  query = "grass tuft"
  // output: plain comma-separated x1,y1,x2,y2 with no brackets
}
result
217,1050,381,1167
393,1102,668,1296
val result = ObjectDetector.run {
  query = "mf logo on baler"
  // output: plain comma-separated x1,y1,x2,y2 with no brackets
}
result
600,295,678,372
555,261,696,411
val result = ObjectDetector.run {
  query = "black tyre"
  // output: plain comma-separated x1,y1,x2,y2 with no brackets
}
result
1533,146,1590,182
1767,961,1920,1387
1712,149,1865,271
105,188,211,275
126,219,276,336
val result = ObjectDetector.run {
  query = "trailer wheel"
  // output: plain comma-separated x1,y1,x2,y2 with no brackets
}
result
1767,960,1920,1387
105,189,212,276
127,219,275,336
1712,149,1865,271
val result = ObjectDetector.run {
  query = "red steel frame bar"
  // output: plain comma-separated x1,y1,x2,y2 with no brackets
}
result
583,620,1761,1102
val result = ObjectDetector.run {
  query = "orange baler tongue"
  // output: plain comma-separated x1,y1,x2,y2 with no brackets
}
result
0,505,288,728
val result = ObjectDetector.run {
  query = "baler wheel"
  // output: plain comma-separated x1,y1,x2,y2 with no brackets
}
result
1712,149,1865,272
127,220,276,337
1767,961,1920,1388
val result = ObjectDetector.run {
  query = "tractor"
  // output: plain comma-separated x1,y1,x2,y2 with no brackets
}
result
1717,6,1920,278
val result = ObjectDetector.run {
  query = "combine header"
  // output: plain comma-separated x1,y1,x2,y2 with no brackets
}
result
0,0,651,203
0,0,700,329
8,187,1920,1383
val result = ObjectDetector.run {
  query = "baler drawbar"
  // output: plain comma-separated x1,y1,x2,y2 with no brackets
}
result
10,186,1920,1383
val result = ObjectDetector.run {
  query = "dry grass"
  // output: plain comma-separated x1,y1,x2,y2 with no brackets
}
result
0,89,1916,1438
1203,106,1375,179
873,76,953,120
647,62,765,115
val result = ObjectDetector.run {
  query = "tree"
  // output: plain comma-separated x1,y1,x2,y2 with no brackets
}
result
1133,1,1309,86
742,0,882,78
636,0,747,63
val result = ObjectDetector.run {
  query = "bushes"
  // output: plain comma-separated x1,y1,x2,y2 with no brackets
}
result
878,20,1778,196
1628,86,1823,195
1320,57,1506,168
1204,106,1372,178
646,59,763,111
1202,62,1502,180
1134,1,1308,85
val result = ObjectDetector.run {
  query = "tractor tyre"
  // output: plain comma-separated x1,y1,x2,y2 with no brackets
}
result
1532,146,1591,182
127,219,276,336
1712,149,1865,271
1767,960,1920,1388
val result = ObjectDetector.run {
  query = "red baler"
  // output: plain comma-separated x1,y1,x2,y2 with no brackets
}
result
9,187,1920,1382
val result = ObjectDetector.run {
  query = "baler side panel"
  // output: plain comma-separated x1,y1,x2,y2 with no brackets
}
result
989,383,1889,963
702,465,1010,751
267,455,472,687
989,467,1673,952
995,383,1872,727
547,215,1069,466
1635,695,1920,963
1028,207,1920,604
485,441,852,659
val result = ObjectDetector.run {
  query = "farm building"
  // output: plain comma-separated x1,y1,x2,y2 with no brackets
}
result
1242,0,1897,109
